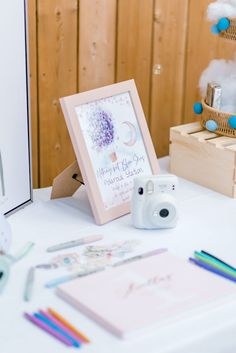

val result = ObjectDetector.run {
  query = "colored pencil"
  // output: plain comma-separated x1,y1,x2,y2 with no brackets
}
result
39,310,83,345
14,242,35,262
45,267,103,288
34,312,80,348
24,313,73,346
189,257,236,283
48,308,90,343
194,251,236,279
24,267,35,302
201,250,236,272
47,234,103,253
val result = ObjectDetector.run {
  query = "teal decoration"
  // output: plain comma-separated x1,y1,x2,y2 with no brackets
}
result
217,17,230,31
211,24,220,35
205,120,218,132
228,116,236,129
193,102,203,115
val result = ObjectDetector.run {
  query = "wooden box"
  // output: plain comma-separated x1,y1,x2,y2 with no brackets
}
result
169,122,236,198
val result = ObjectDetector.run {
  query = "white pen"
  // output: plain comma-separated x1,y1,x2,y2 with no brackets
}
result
46,234,103,253
112,248,168,267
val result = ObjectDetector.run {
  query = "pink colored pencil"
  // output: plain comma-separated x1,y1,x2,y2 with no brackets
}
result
24,313,73,347
39,310,83,344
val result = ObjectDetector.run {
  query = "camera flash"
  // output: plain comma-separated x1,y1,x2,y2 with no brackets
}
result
146,180,154,194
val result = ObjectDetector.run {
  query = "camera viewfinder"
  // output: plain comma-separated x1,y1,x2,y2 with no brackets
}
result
138,187,143,195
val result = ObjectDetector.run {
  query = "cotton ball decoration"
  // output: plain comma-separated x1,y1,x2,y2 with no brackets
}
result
199,56,236,114
207,0,236,21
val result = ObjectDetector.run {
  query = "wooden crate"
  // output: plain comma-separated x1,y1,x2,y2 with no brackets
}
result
169,122,236,198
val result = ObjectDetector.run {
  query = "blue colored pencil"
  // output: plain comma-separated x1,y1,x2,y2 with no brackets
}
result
34,312,80,348
189,257,236,283
24,313,73,346
201,250,236,272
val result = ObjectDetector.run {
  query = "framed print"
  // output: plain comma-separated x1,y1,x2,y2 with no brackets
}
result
0,0,32,215
60,80,159,224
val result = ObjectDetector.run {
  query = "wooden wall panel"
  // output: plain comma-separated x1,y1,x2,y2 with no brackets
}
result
28,0,236,187
150,0,189,157
37,0,77,187
28,0,38,188
184,0,236,124
79,0,117,92
116,0,153,119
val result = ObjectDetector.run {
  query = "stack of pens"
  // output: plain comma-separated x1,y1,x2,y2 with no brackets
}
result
189,250,236,283
24,308,90,348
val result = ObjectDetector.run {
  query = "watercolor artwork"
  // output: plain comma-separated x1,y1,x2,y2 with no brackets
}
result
75,92,152,210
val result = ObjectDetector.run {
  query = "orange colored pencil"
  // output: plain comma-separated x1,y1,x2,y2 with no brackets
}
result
48,308,90,343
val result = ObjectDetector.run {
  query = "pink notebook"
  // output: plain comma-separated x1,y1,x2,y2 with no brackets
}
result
57,252,236,338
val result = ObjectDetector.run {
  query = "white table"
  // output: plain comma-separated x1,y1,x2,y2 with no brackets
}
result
2,157,236,353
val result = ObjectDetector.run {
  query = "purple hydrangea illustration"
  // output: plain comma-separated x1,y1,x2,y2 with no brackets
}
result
89,107,115,151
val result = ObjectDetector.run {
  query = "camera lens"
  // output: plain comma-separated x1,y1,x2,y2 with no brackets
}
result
159,208,169,218
138,187,143,195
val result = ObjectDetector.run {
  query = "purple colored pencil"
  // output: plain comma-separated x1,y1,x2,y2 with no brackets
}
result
39,310,83,344
24,312,73,346
189,257,236,283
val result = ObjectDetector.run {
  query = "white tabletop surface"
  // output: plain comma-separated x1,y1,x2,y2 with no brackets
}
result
1,157,236,353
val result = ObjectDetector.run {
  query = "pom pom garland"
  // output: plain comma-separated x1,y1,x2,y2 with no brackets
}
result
228,115,236,128
211,24,221,34
193,102,203,115
217,17,231,31
205,120,218,131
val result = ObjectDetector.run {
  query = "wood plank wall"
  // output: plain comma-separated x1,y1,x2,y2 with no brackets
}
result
28,0,236,188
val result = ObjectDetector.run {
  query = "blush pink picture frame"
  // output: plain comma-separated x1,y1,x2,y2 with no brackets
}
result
60,80,159,225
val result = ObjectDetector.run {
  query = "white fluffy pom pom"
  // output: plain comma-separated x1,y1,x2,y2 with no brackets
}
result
207,0,236,21
199,56,236,114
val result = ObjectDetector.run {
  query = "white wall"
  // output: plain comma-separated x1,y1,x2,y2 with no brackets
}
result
0,0,31,214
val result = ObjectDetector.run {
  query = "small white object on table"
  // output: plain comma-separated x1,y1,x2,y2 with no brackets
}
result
2,157,236,353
